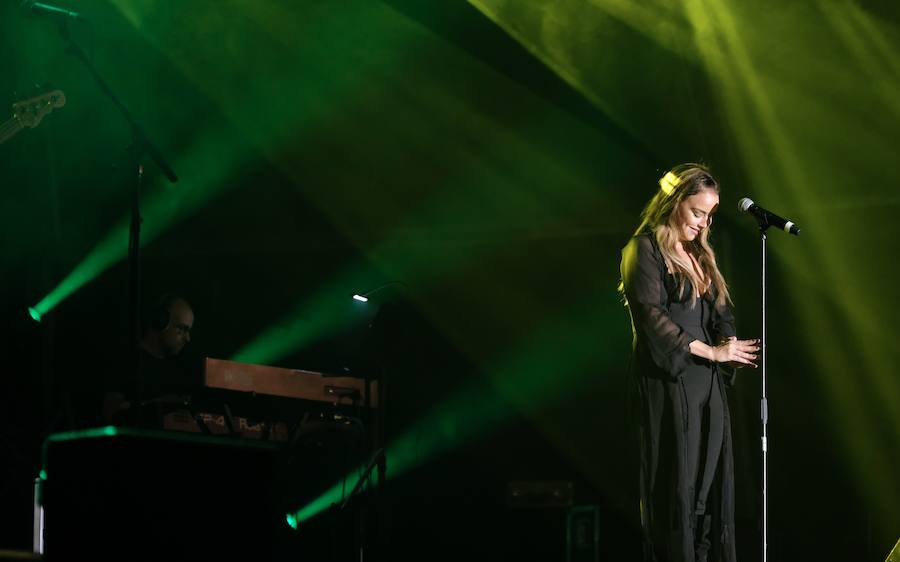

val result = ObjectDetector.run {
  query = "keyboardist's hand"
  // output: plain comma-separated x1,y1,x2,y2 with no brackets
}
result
102,391,131,424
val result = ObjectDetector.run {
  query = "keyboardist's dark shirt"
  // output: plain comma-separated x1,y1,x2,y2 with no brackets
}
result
138,349,200,399
106,349,201,426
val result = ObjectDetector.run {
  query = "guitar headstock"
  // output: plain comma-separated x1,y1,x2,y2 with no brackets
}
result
12,90,66,129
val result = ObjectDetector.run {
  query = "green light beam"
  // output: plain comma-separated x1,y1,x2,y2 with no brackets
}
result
230,269,378,366
30,127,251,318
687,0,900,535
287,298,618,525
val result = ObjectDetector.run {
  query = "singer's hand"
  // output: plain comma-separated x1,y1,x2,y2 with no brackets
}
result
713,336,759,368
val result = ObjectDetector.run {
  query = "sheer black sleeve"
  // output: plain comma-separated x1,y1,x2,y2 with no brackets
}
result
711,291,739,385
711,296,736,342
621,235,694,378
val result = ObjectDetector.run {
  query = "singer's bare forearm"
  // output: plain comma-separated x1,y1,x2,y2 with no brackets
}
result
689,340,716,361
690,338,759,366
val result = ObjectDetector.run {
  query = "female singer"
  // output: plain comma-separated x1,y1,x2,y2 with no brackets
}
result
619,163,758,562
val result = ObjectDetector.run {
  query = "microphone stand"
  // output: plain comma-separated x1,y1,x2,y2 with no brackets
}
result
56,21,178,425
758,226,769,562
339,448,385,562
339,448,385,513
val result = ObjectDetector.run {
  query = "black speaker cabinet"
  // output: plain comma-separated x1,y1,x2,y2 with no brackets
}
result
39,427,280,562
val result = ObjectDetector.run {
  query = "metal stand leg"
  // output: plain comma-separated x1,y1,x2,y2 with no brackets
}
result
33,476,44,554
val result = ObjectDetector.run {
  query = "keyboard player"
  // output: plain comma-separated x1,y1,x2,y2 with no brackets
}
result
102,293,198,425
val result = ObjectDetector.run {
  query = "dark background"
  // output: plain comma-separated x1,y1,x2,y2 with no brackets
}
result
2,0,899,560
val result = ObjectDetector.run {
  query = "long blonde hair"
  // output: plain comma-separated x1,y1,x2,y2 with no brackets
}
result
626,163,731,307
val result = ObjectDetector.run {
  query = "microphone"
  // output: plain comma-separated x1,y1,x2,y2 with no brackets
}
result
20,1,84,21
738,197,801,235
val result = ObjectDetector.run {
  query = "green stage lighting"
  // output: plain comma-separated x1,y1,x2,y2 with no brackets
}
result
286,299,618,527
29,124,250,318
231,270,381,366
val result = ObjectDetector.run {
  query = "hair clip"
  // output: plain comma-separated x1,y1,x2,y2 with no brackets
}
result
659,171,680,195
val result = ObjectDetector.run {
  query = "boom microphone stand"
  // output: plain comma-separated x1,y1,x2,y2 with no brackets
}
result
55,21,178,424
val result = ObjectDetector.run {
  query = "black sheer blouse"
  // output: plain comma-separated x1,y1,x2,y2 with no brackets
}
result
621,233,736,381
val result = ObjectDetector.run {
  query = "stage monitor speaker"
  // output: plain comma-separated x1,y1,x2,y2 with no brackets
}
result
0,551,40,561
506,480,573,508
39,427,280,562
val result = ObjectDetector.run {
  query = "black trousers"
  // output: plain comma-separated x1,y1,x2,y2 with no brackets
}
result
671,369,725,562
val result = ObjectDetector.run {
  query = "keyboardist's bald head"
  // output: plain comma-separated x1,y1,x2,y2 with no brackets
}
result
142,294,193,358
